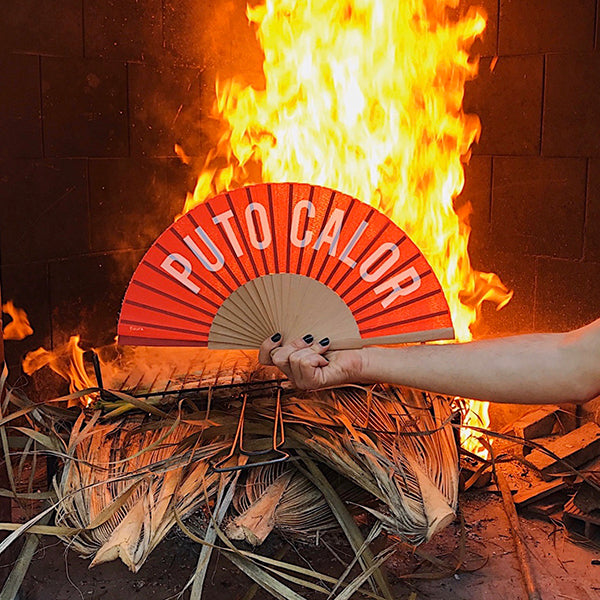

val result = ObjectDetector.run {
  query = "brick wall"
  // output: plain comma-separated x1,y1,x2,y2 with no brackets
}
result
463,0,600,337
0,0,261,369
0,0,599,370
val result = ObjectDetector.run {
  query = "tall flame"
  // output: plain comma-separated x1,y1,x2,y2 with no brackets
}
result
180,0,511,452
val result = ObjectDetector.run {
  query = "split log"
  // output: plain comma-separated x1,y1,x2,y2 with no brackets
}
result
526,422,600,475
512,406,561,441
527,499,566,517
513,479,568,507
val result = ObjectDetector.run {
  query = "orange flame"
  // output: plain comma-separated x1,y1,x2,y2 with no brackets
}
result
22,336,96,406
2,301,34,341
179,0,510,453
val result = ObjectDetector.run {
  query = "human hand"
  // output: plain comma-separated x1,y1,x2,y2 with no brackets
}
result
258,333,364,390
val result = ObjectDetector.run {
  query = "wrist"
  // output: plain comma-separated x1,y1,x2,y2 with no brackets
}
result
354,347,374,383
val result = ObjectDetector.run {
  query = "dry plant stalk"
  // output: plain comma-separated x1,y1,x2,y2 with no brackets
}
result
54,411,227,572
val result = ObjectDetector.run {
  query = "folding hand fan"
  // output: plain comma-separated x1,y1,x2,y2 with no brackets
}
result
118,183,454,350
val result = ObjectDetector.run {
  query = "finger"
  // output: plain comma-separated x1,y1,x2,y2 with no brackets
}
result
298,356,330,390
311,337,331,356
258,332,282,365
270,333,314,373
287,346,329,388
288,346,327,368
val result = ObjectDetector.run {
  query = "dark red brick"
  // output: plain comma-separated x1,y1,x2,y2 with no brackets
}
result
491,157,586,259
472,252,537,337
49,251,145,347
543,53,600,157
42,57,128,158
535,259,600,331
88,158,189,252
465,55,543,155
0,159,89,265
1,262,51,370
0,0,83,56
585,159,600,261
0,54,42,158
129,62,203,157
499,0,595,55
84,0,163,61
163,0,211,67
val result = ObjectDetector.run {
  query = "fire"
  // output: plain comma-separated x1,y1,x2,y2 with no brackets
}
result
178,0,511,452
2,301,34,341
22,336,96,406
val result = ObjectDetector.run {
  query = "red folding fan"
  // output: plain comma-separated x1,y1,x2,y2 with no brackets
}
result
117,183,454,349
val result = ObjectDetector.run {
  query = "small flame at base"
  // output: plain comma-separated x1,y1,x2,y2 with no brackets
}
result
22,336,96,406
2,301,33,341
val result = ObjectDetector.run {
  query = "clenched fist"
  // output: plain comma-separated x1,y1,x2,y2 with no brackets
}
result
258,333,364,390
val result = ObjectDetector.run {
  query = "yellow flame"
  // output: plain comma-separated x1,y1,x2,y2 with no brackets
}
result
2,301,34,341
181,0,511,453
22,336,96,406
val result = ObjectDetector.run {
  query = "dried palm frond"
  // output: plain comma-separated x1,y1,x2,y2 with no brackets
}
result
226,462,370,545
98,346,277,400
54,411,228,572
254,384,459,545
9,339,460,585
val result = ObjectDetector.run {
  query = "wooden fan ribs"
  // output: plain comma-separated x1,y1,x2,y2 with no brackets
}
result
118,182,454,348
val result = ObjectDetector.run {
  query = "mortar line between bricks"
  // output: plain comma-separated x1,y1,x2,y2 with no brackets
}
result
495,0,500,52
38,55,45,159
46,261,54,351
86,158,93,254
0,248,154,269
582,158,591,261
532,256,539,331
125,62,132,157
489,157,494,226
161,0,166,51
594,0,599,49
81,0,86,58
539,54,546,157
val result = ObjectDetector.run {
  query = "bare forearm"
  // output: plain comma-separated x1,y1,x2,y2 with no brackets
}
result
359,321,600,404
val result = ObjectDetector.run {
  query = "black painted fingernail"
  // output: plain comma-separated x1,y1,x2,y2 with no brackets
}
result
319,337,330,346
271,332,282,342
303,334,314,344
